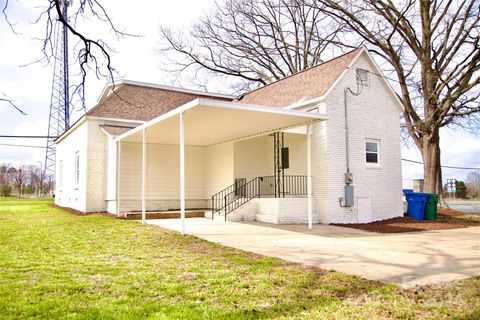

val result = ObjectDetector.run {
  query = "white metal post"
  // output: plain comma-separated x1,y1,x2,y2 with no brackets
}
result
116,141,121,215
180,112,186,235
141,128,147,224
307,124,313,229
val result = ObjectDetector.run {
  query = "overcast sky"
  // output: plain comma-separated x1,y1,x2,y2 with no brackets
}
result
0,0,478,187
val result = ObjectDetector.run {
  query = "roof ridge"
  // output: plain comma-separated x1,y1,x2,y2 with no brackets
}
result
238,47,362,100
117,80,235,99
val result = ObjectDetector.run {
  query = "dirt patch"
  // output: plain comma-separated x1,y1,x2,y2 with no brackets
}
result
51,203,92,216
332,208,480,233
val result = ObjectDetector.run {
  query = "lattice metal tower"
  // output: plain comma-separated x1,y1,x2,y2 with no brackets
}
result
45,2,70,178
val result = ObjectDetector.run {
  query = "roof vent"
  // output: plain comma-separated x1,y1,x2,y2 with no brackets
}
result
356,69,370,87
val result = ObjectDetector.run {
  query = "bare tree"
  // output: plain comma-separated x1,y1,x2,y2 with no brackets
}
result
1,0,130,106
316,0,480,194
45,177,54,197
159,0,343,92
0,175,9,197
29,165,45,197
465,170,480,199
13,167,26,197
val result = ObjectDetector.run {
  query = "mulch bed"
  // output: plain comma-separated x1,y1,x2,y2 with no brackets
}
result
125,211,205,220
50,204,206,220
332,208,480,233
50,204,118,218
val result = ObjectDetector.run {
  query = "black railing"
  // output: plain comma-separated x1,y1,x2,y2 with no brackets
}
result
211,175,307,221
210,180,239,217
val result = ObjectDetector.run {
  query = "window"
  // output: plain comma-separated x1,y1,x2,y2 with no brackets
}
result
75,151,80,185
356,69,370,87
365,140,379,164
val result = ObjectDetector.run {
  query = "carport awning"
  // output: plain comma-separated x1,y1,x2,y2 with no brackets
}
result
114,98,326,145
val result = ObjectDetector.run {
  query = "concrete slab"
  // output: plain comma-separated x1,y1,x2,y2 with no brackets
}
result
146,218,480,288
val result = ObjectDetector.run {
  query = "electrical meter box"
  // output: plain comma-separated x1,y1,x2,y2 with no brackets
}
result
345,185,354,207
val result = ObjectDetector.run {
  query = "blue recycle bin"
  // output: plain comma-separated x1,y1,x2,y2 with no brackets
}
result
406,193,429,221
403,189,414,196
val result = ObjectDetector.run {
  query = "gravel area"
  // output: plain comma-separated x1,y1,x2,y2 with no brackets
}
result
333,208,480,233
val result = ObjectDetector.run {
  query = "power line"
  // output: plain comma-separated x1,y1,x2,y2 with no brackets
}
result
402,158,480,170
0,143,47,149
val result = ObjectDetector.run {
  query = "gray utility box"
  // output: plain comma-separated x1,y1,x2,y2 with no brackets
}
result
344,185,354,207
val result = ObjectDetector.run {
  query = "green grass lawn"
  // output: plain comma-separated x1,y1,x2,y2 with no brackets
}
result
0,198,479,319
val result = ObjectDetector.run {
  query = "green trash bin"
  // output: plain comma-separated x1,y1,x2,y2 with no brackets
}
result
424,193,439,220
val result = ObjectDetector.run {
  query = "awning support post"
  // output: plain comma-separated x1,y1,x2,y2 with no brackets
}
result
307,124,313,229
141,128,147,224
116,141,121,215
180,111,186,235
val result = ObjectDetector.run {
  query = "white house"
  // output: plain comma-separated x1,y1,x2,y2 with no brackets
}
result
55,47,403,226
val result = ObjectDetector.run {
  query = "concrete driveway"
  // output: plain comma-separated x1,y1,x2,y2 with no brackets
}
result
146,218,480,288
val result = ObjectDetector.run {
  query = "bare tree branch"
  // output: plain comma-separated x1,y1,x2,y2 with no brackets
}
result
158,0,344,93
2,0,133,109
0,92,27,115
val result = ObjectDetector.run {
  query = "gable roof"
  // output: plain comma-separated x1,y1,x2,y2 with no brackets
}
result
237,48,362,108
87,81,234,122
85,47,401,124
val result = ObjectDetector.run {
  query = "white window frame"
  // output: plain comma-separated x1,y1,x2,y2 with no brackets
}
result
74,151,80,187
356,68,370,87
365,139,380,166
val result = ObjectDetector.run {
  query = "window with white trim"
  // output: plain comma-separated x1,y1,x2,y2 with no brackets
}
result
365,140,379,164
356,69,370,87
75,151,80,185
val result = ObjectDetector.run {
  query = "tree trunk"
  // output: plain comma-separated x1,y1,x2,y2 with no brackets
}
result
421,130,441,194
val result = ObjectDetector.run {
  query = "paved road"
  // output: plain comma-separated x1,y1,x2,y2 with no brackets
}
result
147,218,480,288
446,201,480,215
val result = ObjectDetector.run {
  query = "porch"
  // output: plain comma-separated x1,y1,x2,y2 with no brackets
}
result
108,98,326,232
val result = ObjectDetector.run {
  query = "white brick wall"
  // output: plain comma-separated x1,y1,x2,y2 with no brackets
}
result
312,51,403,224
227,198,315,224
85,120,108,212
55,121,88,211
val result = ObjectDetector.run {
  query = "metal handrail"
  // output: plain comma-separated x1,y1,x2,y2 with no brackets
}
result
211,175,307,220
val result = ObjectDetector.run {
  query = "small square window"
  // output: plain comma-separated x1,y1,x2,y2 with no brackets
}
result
365,140,379,164
356,69,370,87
